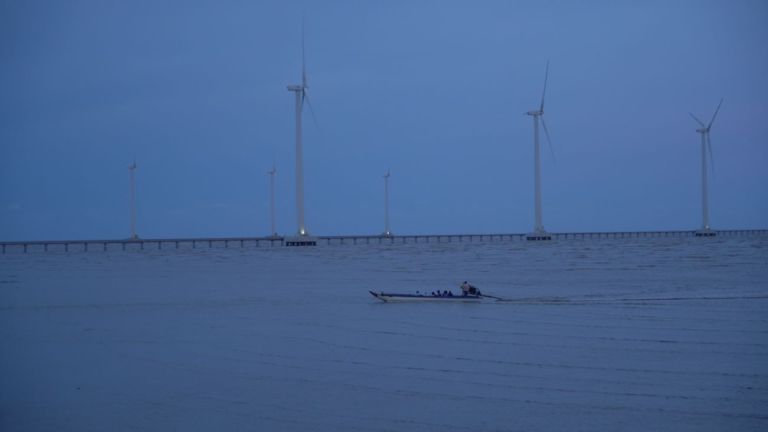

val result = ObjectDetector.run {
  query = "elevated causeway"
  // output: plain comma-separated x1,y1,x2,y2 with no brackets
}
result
1,229,766,253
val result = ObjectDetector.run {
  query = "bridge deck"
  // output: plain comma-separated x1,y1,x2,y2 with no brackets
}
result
1,229,766,253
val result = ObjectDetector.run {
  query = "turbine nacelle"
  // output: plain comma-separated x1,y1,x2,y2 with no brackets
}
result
526,110,542,116
287,84,303,92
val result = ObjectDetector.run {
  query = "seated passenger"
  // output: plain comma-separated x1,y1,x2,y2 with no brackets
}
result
460,281,471,296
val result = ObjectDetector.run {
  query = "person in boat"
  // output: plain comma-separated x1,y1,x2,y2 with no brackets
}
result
461,281,471,296
461,281,482,296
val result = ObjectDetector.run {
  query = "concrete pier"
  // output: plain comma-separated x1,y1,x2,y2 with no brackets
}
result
1,229,767,254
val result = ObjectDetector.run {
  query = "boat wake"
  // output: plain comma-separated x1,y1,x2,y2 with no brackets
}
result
492,294,768,304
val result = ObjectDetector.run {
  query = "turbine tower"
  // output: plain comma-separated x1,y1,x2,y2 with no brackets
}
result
267,164,277,237
128,161,138,240
285,21,317,246
525,61,554,241
382,169,392,237
690,98,723,237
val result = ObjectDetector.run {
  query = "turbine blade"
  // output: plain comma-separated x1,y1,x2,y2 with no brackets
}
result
707,132,715,175
707,97,723,129
303,90,320,130
301,16,308,89
541,117,556,164
689,112,706,128
539,60,549,112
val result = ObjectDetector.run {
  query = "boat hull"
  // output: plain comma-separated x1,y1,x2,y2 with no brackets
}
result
369,291,483,303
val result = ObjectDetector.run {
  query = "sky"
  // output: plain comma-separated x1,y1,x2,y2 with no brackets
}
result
1,0,766,240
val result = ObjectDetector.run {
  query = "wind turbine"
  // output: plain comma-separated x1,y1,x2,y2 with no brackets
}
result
128,160,138,240
267,164,277,237
690,98,723,237
525,61,554,241
382,169,392,237
285,21,318,246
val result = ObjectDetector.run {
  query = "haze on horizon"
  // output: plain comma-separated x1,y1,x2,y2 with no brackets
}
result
1,0,766,241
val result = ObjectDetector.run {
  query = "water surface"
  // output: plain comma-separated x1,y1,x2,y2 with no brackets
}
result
2,237,767,431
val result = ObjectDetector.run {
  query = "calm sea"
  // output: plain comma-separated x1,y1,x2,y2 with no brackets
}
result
2,236,767,431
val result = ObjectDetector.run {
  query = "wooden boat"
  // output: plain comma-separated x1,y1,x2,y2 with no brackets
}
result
369,290,484,302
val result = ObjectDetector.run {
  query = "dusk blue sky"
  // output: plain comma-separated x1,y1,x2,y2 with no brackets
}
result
1,0,766,240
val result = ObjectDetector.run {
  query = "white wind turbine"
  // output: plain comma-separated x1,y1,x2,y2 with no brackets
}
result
690,98,723,237
128,160,138,240
525,61,555,241
267,164,277,237
285,21,318,246
382,169,392,237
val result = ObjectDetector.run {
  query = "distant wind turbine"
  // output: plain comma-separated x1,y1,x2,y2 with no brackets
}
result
525,61,554,241
689,98,723,237
382,169,392,237
128,160,138,240
267,164,277,237
286,20,318,238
